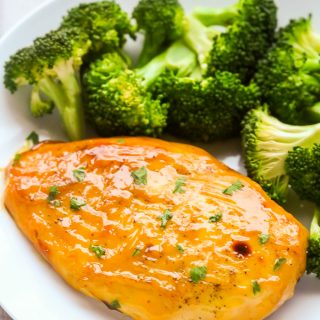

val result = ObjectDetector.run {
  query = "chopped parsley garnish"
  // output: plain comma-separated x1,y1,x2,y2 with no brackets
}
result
159,209,173,229
273,257,287,271
26,131,39,145
190,266,207,283
117,138,125,144
176,244,184,253
131,166,147,185
252,280,261,295
259,233,270,245
13,153,21,165
70,197,86,210
73,167,86,182
110,299,121,309
132,248,141,257
52,200,61,207
47,186,60,202
209,212,223,223
223,180,244,195
173,177,187,194
89,244,105,258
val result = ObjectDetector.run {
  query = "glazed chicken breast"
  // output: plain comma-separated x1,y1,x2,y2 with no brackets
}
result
4,137,308,320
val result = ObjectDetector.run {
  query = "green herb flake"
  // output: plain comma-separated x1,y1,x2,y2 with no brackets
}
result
259,233,270,245
131,166,147,185
47,186,60,202
273,257,287,271
26,131,39,145
52,200,62,207
13,153,21,166
117,138,125,144
110,299,121,310
209,212,223,223
132,248,141,257
89,244,105,258
173,177,187,194
73,167,86,182
70,197,86,210
190,266,207,283
252,280,261,295
176,244,184,253
159,209,173,229
223,180,244,195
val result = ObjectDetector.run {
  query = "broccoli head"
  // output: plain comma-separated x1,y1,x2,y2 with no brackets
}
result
61,0,135,53
254,17,320,124
154,71,260,142
132,0,186,67
205,0,277,83
242,107,320,204
4,28,91,140
84,41,197,137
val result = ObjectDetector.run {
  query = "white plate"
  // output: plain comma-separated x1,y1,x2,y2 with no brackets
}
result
0,0,320,319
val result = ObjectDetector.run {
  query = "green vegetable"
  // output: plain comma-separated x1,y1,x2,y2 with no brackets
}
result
26,131,39,145
209,212,223,223
241,107,320,204
83,41,196,137
223,180,244,195
190,266,207,283
154,71,260,142
73,167,86,182
60,0,135,53
273,258,287,271
259,234,270,245
89,244,105,258
70,197,86,210
52,200,62,208
173,177,187,194
132,248,141,257
131,167,148,185
252,280,261,295
255,17,320,124
133,0,185,67
159,209,173,229
4,28,91,140
307,207,320,278
13,153,21,166
48,186,60,202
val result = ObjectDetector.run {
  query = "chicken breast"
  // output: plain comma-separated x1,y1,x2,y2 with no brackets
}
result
4,137,307,320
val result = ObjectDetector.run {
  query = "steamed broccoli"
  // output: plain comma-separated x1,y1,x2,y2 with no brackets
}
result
242,107,320,204
4,28,91,140
60,0,135,53
132,0,185,67
254,17,320,124
203,0,277,83
84,41,197,137
154,71,260,142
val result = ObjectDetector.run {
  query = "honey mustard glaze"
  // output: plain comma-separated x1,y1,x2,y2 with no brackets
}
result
4,137,308,320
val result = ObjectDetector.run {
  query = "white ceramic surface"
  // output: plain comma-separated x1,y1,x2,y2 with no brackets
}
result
0,0,320,319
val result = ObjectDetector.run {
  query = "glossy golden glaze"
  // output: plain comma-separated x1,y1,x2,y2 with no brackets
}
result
5,137,308,320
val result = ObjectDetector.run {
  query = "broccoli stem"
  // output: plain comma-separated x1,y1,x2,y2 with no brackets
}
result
304,103,320,123
35,61,85,141
307,206,320,276
136,40,197,87
183,15,221,73
192,4,239,27
136,35,163,68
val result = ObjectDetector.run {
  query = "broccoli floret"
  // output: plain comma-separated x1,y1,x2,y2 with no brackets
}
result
242,107,320,203
286,145,320,203
84,41,197,137
154,71,260,142
205,0,277,83
255,17,320,124
132,0,185,67
60,0,135,53
4,28,91,140
307,207,320,277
